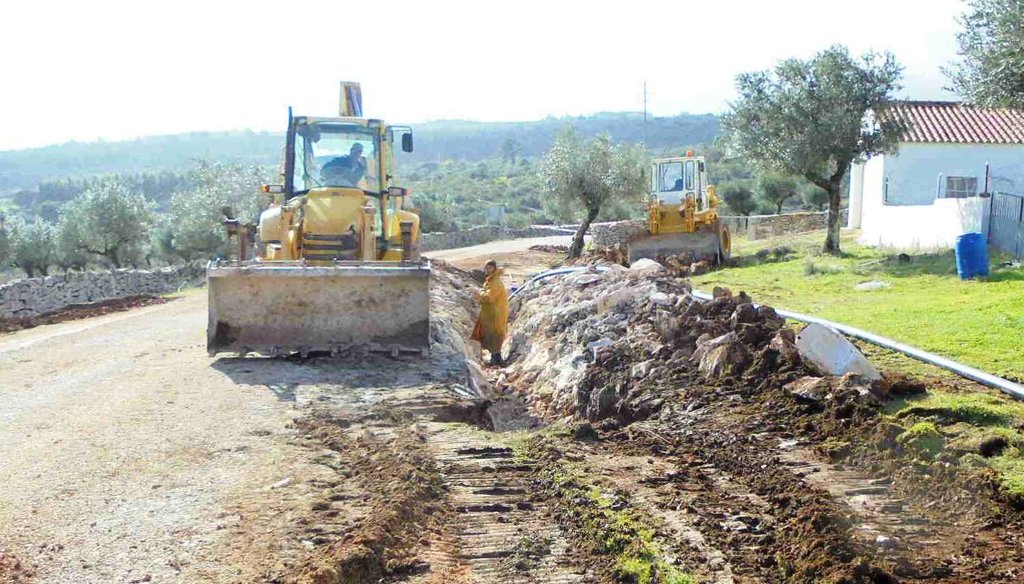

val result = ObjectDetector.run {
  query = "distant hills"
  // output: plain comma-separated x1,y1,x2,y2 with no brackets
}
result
0,112,719,193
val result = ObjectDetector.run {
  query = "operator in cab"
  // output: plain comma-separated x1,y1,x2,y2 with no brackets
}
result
321,142,368,186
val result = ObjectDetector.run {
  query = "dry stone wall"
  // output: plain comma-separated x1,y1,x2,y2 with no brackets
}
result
420,225,575,252
0,265,202,320
722,210,848,240
590,211,849,249
589,220,648,248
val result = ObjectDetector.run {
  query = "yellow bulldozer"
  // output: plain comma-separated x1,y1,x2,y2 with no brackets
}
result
206,82,429,357
628,152,732,264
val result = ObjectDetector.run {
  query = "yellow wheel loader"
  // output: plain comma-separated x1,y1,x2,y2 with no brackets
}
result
628,152,732,264
207,82,429,357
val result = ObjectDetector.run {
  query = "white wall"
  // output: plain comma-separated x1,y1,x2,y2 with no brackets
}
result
854,143,1023,249
885,143,1024,204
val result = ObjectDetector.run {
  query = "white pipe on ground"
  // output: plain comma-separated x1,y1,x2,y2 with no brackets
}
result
692,290,1024,401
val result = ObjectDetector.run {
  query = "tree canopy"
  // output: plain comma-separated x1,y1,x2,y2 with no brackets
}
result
718,182,757,216
947,0,1024,108
541,128,647,258
57,179,155,268
756,174,798,215
722,45,904,254
8,217,55,277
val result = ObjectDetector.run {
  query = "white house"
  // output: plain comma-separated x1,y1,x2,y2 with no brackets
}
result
848,101,1024,249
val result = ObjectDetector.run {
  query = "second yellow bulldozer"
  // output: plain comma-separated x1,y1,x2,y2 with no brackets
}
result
207,82,430,357
628,152,732,264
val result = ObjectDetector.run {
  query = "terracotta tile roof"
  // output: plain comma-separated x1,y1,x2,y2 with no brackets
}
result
886,101,1024,144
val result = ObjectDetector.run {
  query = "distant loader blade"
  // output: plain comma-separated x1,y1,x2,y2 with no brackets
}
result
628,222,728,264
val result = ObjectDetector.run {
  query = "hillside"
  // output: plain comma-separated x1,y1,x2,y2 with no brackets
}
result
0,112,719,193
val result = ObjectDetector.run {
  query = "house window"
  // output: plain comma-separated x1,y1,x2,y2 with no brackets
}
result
944,176,978,198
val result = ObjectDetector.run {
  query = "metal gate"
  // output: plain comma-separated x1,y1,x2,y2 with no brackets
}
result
989,193,1024,258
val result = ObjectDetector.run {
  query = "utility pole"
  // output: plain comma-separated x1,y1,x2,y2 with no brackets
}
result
643,80,648,149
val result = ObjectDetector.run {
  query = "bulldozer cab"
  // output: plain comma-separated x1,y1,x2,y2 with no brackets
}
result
651,155,710,212
289,118,384,194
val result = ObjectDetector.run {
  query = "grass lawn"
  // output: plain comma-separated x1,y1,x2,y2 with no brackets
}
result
693,229,1024,382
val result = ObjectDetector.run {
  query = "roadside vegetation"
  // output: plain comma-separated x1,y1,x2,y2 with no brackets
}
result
693,230,1024,382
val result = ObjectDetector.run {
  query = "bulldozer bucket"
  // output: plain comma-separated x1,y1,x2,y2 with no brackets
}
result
628,221,731,264
207,262,431,357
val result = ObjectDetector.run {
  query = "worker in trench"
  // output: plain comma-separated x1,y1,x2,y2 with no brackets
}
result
471,260,509,366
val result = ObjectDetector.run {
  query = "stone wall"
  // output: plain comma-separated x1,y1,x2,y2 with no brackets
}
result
589,220,649,248
722,210,848,240
0,265,203,320
588,212,849,249
420,225,575,252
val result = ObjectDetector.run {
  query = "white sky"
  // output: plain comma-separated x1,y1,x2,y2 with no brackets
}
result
0,0,964,151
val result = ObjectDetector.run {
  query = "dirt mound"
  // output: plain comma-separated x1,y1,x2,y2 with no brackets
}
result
501,265,800,424
0,295,171,333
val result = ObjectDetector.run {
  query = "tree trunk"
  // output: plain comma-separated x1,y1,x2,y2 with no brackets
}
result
568,206,600,259
106,248,122,269
776,202,784,215
822,182,843,255
23,265,35,278
819,162,849,256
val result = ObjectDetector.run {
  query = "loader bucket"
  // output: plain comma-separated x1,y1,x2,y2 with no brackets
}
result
207,261,431,357
627,221,731,264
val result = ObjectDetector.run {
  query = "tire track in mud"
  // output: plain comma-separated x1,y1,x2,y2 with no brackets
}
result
410,426,589,583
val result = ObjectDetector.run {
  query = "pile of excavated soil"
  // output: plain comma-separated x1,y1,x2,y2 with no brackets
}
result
498,259,1024,582
0,295,171,333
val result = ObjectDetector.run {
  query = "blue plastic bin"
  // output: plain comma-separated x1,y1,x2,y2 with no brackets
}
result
955,232,989,280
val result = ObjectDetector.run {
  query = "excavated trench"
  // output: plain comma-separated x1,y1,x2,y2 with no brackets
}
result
255,260,1024,584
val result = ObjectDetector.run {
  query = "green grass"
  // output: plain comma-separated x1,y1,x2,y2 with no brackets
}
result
890,390,1024,497
695,230,1024,381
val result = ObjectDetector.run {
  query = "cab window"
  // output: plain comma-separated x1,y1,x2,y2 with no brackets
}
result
657,162,683,192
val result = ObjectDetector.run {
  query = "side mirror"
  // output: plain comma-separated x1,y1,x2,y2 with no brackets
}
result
698,161,705,172
401,132,414,153
389,186,409,197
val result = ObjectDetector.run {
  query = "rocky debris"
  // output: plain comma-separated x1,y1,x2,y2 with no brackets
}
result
796,323,882,382
786,376,831,402
500,263,820,424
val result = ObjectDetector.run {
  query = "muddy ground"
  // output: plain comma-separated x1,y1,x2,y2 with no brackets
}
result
2,237,1022,583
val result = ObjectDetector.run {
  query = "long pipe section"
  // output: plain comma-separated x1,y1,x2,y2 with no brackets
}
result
691,290,1024,401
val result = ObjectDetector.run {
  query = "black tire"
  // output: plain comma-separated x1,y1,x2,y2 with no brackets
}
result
717,222,732,265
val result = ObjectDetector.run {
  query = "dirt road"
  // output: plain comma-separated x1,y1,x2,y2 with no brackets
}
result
0,238,564,583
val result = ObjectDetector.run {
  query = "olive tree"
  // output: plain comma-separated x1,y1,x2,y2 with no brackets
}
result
800,183,829,211
8,217,55,277
541,128,647,259
946,0,1024,108
58,179,155,268
166,161,272,260
718,182,757,216
757,174,798,215
723,45,904,254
